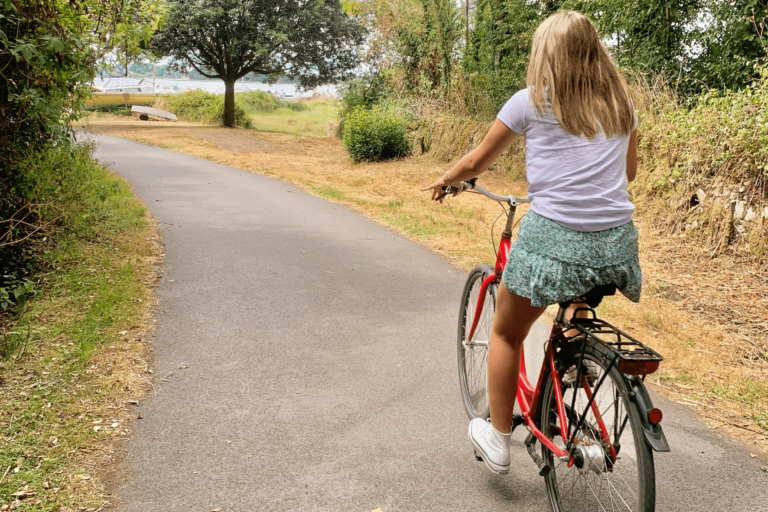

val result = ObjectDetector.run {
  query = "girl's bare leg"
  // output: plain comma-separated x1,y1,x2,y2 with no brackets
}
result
488,284,546,434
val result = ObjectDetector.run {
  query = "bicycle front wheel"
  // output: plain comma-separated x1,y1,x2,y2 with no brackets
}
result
457,264,496,420
539,341,656,512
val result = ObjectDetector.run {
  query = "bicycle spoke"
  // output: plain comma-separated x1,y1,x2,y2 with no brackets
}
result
542,348,651,512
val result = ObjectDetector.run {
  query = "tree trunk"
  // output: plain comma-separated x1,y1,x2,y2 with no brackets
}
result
223,79,236,127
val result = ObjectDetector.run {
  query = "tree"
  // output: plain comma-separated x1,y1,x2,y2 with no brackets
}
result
463,0,558,114
688,0,768,92
155,0,364,127
565,0,701,77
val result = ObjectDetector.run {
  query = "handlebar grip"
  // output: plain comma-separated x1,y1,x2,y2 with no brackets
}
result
434,178,478,201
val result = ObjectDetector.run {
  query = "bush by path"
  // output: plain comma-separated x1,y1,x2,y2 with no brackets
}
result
342,106,411,162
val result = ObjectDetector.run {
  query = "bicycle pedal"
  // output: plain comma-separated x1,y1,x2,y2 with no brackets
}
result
474,451,483,461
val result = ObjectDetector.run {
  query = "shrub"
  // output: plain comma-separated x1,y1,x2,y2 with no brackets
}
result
238,90,309,113
238,90,280,112
342,106,411,162
336,76,390,136
154,90,252,127
84,104,144,115
281,100,309,112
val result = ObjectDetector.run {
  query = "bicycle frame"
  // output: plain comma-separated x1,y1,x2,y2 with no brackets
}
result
464,199,607,461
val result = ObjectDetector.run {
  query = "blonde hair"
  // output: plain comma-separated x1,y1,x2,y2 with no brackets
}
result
527,11,634,139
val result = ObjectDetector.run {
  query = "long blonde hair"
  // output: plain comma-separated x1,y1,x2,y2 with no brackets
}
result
527,11,634,139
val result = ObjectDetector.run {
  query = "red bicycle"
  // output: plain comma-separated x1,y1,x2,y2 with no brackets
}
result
450,179,668,512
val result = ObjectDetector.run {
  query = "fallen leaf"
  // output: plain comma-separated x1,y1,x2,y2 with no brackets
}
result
10,489,35,499
111,422,119,428
213,509,222,512
43,480,50,489
93,426,101,432
762,466,768,472
93,419,103,424
78,475,91,480
119,330,128,335
178,365,188,369
15,458,22,469
137,414,143,419
751,453,758,458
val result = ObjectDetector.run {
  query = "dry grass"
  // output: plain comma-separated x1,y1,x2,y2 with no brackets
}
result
85,115,768,456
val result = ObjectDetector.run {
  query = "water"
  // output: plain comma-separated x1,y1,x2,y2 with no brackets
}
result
92,77,337,98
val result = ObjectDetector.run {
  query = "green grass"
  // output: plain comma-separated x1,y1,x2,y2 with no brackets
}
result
659,372,695,384
308,183,346,201
248,98,337,136
0,167,156,510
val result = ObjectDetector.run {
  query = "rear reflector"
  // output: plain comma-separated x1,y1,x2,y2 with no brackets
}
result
648,408,663,425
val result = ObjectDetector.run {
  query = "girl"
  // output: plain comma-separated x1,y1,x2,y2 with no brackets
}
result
421,10,641,475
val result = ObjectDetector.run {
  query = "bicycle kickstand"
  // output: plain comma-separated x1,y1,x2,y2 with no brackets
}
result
524,431,552,477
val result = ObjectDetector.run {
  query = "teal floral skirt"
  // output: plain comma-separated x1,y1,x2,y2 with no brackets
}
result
501,211,642,307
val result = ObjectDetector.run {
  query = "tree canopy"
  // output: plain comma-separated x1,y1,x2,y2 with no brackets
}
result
156,0,364,126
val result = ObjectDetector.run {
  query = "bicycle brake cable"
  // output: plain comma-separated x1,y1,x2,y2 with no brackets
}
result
490,203,508,258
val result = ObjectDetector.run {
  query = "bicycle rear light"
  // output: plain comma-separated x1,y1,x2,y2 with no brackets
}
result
618,360,660,376
648,408,663,425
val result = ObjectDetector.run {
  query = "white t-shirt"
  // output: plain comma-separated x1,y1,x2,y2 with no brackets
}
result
497,87,638,232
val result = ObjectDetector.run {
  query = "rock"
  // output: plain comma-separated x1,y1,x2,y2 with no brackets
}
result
734,201,745,219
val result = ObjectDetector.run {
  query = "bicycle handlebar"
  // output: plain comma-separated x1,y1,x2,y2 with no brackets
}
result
437,178,530,206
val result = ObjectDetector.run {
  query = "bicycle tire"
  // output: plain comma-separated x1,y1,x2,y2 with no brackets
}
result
457,264,496,420
539,341,656,512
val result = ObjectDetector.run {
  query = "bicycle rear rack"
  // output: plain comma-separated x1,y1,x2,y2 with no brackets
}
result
560,309,663,376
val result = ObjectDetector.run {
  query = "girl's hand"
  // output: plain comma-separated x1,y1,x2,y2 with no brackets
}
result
420,174,454,203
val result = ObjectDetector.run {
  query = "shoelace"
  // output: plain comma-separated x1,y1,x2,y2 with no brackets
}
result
475,419,493,437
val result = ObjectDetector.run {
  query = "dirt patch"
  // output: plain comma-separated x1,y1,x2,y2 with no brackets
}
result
187,128,277,153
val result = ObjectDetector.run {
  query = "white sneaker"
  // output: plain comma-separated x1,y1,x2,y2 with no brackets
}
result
468,418,511,475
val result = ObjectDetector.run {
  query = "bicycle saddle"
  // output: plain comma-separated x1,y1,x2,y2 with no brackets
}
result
559,283,617,310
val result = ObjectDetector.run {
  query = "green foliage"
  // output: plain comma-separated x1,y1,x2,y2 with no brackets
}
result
238,90,308,113
463,0,555,114
336,74,391,136
1,0,164,314
155,0,364,126
386,0,462,92
566,0,768,95
84,104,138,115
342,106,411,162
0,274,34,311
687,0,768,93
156,90,252,127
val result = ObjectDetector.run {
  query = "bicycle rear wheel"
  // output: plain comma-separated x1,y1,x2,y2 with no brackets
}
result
457,264,496,420
539,341,656,512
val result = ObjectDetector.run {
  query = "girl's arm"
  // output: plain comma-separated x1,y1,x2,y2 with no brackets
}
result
421,120,521,201
627,129,638,183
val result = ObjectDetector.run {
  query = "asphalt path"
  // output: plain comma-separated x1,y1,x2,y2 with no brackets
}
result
92,134,768,511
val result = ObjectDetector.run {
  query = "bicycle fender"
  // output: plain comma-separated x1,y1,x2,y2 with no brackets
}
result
625,375,670,453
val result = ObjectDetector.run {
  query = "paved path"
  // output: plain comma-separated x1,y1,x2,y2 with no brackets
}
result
93,135,767,511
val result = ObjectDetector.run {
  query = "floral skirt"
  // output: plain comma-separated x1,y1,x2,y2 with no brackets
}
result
501,211,642,308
